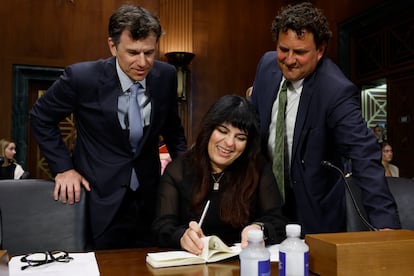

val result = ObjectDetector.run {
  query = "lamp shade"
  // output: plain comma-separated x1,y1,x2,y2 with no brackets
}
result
165,52,195,67
165,52,195,101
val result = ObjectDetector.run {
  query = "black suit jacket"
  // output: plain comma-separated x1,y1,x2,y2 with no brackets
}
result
251,51,400,234
30,57,187,238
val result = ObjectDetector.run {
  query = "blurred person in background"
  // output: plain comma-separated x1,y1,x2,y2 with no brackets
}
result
382,142,399,177
0,139,29,179
372,125,384,143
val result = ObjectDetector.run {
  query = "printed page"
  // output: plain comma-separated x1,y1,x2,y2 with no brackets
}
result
9,252,99,276
267,244,280,262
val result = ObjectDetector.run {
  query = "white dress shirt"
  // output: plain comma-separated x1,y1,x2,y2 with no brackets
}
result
116,59,151,130
268,78,304,167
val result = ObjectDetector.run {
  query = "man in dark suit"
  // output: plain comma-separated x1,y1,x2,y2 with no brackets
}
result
30,5,187,249
250,2,400,235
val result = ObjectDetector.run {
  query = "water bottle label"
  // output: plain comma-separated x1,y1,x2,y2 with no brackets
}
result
305,252,309,275
279,252,286,276
279,251,309,276
258,259,271,276
240,259,270,276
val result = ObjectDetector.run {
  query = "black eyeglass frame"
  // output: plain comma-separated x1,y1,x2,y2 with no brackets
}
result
20,250,73,270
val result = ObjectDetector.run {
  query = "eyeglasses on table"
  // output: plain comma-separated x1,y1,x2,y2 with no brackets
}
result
20,250,74,270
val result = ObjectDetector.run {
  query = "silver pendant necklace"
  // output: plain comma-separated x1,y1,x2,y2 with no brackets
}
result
211,172,224,191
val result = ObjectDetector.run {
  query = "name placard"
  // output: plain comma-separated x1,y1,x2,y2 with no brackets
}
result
305,230,414,276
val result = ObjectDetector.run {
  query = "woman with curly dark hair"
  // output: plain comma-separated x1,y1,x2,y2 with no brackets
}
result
153,95,286,254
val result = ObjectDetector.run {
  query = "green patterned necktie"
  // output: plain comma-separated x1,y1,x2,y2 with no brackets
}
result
273,80,288,203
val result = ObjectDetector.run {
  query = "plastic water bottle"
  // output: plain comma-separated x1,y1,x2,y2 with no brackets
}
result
239,229,270,276
279,224,309,276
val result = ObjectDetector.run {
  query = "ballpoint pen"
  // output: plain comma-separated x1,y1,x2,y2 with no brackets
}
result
198,200,210,228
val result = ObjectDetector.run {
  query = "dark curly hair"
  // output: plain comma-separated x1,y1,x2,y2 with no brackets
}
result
271,2,332,49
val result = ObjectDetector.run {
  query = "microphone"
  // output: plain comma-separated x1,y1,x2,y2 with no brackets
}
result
321,160,378,231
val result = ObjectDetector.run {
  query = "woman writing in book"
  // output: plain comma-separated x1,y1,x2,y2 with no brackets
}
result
153,95,287,255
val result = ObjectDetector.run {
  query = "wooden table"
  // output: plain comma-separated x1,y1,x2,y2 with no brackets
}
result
95,248,280,276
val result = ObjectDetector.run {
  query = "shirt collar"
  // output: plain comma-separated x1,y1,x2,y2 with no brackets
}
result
282,77,304,95
116,59,146,93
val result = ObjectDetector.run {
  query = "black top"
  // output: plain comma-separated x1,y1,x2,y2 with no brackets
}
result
0,164,16,180
152,154,287,249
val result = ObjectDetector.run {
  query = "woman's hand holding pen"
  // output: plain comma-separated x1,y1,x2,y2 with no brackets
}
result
180,221,205,255
180,200,210,254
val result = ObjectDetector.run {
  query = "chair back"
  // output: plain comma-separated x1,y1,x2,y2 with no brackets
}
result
345,176,371,231
0,179,88,256
386,177,414,230
346,176,414,231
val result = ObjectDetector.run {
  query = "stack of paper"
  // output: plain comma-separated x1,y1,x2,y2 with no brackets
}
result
8,252,100,276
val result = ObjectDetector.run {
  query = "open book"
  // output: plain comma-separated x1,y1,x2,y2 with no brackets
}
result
146,235,241,268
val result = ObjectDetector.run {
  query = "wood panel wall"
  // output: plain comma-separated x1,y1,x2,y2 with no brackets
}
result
0,0,389,162
189,0,387,144
0,0,157,141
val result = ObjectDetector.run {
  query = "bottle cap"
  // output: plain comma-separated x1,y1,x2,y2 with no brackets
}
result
247,229,263,242
286,224,301,237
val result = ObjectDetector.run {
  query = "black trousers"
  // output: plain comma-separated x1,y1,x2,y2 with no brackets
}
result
93,188,155,250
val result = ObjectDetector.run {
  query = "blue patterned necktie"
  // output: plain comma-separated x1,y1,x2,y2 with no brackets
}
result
129,82,144,190
273,80,289,202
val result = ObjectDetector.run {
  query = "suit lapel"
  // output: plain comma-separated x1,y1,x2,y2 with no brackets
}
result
262,70,283,132
97,58,131,153
291,79,314,161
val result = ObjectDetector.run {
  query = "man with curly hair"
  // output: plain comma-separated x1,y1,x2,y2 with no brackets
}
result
250,2,400,234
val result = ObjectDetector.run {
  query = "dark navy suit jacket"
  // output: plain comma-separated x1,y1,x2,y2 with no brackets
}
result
251,51,400,234
30,57,187,239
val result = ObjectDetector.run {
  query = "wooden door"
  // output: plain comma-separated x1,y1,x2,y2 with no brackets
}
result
387,75,414,178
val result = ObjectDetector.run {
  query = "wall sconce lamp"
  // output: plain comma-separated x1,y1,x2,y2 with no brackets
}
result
165,51,195,101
